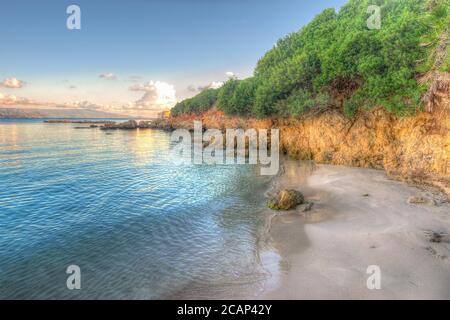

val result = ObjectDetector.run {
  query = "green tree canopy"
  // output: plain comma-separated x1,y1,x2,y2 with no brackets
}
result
172,0,449,118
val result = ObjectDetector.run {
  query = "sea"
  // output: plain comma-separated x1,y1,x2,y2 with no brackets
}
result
0,119,275,299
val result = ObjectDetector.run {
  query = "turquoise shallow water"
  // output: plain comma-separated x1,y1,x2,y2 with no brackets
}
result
0,119,272,299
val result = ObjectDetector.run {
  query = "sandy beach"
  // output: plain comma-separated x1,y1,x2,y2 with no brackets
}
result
259,161,450,299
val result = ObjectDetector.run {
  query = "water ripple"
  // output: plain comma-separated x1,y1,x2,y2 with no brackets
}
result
0,120,272,299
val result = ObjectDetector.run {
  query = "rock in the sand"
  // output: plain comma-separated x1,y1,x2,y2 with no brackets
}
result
267,189,305,210
408,196,435,206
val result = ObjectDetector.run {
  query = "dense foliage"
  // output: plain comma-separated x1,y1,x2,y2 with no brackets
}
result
172,0,449,118
171,88,218,116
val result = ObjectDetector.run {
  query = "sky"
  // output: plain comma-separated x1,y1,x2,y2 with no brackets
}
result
0,0,348,116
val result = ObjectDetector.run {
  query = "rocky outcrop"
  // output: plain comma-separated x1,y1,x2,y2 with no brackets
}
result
101,120,139,130
148,119,172,130
44,120,116,124
100,119,173,130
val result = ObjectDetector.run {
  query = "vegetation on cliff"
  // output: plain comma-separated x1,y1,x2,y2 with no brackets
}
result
172,0,448,118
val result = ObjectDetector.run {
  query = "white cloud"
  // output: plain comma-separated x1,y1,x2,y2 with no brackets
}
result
99,73,117,80
225,71,235,78
66,101,104,110
1,77,24,88
129,81,176,110
189,74,237,93
0,91,42,106
195,81,224,92
0,92,110,111
209,81,224,89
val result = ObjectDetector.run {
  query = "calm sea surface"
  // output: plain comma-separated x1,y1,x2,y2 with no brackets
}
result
0,119,273,299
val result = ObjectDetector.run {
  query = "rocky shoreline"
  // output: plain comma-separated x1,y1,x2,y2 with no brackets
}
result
44,120,117,124
100,119,172,130
44,119,173,130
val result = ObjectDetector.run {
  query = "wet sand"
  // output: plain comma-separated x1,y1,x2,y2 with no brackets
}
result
259,161,450,299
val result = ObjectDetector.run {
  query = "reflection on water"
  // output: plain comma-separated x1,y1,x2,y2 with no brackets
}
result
0,119,273,299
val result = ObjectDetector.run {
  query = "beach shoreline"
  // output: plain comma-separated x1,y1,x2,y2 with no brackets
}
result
257,160,450,299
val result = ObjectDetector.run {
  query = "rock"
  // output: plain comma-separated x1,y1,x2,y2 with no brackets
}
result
138,121,151,128
45,120,115,124
362,193,370,197
124,120,138,129
149,118,172,130
408,196,435,205
101,119,138,130
267,189,305,210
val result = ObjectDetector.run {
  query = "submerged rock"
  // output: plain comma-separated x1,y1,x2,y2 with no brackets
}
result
267,189,305,210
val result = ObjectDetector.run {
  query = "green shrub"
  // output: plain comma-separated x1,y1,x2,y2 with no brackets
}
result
172,0,449,118
171,88,218,116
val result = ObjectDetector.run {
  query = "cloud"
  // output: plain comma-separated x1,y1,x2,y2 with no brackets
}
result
66,101,104,110
1,78,177,116
99,73,117,80
208,81,224,89
0,91,111,111
225,71,235,78
192,81,224,92
0,91,44,106
128,81,176,110
1,77,24,88
189,74,236,93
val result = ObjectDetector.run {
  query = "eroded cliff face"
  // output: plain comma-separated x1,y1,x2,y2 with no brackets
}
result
168,75,449,197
